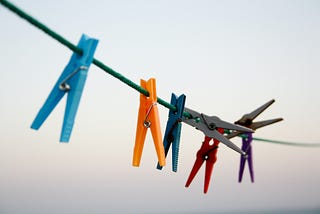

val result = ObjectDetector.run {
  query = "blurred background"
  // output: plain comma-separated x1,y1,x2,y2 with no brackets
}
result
1,0,320,213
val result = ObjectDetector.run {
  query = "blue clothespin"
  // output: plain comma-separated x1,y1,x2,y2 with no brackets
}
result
31,34,99,142
157,93,186,172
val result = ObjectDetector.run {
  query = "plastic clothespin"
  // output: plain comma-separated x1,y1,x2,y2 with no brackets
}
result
185,128,224,194
225,99,283,182
30,34,98,142
239,132,254,182
133,78,166,167
157,93,186,172
182,107,254,156
226,99,283,139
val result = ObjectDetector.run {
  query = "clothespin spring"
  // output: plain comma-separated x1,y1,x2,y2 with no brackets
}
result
144,102,157,128
59,66,88,91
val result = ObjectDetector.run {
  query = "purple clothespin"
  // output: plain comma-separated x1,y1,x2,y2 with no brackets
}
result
226,99,283,182
239,132,253,182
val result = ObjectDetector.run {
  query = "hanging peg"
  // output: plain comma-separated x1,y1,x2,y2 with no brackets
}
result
185,128,224,193
133,78,166,167
239,132,254,182
225,99,283,182
30,34,98,142
226,99,283,139
157,93,186,172
182,107,254,155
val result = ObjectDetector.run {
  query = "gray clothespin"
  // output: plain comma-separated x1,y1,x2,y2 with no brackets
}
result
182,107,254,155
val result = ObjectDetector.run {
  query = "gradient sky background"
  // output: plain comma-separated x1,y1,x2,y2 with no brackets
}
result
1,0,320,213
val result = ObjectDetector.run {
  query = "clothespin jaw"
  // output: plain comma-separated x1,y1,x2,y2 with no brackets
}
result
239,132,254,183
30,34,98,142
236,99,276,126
182,107,253,155
185,128,224,194
225,100,283,182
157,93,186,172
133,78,166,167
226,99,283,139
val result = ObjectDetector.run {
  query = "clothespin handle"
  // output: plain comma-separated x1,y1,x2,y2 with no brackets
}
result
31,34,98,142
133,78,165,167
157,93,186,172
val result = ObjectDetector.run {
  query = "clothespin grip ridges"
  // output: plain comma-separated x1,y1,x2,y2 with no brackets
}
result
157,93,186,172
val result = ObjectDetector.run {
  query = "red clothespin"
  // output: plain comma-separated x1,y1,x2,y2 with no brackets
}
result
185,128,224,193
132,78,166,167
182,107,253,193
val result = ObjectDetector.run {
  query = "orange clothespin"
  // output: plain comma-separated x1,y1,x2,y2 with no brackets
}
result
133,78,166,167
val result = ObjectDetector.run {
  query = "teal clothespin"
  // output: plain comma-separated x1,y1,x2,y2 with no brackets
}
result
31,34,99,142
157,93,186,172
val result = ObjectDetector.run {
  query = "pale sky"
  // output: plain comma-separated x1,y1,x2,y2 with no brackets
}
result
1,0,320,213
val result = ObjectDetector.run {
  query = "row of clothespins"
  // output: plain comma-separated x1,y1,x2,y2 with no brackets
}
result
30,34,283,193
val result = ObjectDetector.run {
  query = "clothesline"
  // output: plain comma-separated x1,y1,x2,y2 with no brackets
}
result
1,0,319,147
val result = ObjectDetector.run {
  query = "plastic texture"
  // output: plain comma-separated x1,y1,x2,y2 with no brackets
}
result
239,132,254,182
225,99,283,182
132,78,166,167
227,99,283,139
157,93,186,172
182,107,253,155
30,34,98,142
185,128,224,193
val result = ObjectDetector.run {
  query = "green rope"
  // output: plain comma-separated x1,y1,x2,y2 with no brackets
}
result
252,137,320,147
224,130,320,147
0,0,192,117
92,59,149,96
